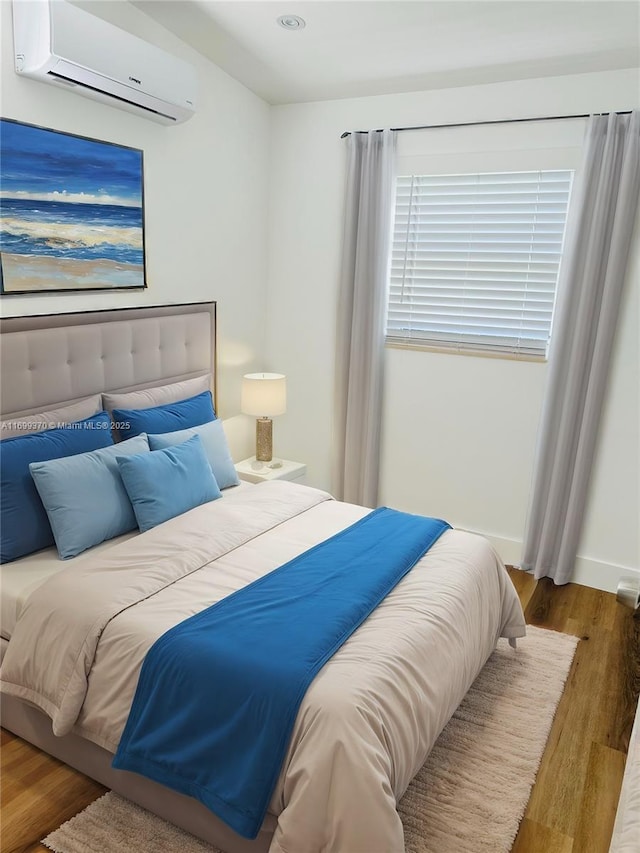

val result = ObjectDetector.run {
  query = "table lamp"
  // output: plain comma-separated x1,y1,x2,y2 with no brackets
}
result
241,373,287,463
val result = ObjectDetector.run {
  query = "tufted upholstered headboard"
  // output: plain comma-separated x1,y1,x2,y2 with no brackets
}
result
0,302,216,420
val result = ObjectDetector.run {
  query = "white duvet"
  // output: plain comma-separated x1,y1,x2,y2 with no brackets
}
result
1,481,526,853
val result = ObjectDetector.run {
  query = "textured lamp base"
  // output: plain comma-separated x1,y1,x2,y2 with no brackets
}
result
256,417,273,462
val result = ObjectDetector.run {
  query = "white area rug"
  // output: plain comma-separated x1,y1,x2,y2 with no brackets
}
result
43,625,578,853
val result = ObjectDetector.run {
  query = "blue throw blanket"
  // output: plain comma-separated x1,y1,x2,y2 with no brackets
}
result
113,507,450,838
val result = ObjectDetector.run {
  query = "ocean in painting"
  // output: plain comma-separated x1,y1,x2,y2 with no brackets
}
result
0,197,143,265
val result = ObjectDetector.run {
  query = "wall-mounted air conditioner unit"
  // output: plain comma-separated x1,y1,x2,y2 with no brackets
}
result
12,0,197,125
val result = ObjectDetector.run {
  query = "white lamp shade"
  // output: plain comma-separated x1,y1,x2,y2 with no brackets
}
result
241,373,287,417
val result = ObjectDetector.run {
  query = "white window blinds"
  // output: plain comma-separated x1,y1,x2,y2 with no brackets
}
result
387,170,573,358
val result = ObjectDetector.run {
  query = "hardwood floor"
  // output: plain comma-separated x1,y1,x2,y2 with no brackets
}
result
0,728,105,853
510,571,640,853
1,568,638,853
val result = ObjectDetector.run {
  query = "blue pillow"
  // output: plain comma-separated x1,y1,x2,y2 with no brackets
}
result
0,412,114,563
29,434,150,559
148,420,240,490
113,391,215,440
117,434,221,533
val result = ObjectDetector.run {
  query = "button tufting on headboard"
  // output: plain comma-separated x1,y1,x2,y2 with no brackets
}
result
0,303,217,420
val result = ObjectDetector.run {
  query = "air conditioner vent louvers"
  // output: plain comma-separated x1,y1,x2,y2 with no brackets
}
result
47,71,177,122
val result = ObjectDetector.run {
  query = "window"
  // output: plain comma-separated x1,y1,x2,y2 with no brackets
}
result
386,170,573,358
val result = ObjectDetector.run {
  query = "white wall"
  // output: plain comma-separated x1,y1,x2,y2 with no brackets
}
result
1,2,637,591
0,0,269,443
266,69,640,591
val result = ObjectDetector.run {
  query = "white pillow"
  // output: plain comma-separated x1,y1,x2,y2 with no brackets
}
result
102,375,211,414
0,395,103,440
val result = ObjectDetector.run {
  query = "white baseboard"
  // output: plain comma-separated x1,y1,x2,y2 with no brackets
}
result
473,531,640,594
570,559,640,595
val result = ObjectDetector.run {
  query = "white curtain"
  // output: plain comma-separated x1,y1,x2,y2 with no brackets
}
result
333,130,397,507
522,111,640,585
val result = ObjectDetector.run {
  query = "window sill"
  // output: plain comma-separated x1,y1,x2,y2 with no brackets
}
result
384,340,547,363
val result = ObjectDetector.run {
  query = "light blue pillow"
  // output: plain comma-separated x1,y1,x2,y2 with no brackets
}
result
29,434,150,559
0,412,114,563
113,391,215,441
117,434,221,533
148,420,239,490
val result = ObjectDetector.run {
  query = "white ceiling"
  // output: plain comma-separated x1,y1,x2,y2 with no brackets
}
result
133,0,640,105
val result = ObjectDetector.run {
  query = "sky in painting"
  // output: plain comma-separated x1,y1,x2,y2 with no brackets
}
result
0,120,142,207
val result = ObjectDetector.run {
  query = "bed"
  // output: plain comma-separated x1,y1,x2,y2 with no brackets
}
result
0,302,526,853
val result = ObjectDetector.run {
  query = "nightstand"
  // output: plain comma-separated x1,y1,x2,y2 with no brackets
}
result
235,457,307,485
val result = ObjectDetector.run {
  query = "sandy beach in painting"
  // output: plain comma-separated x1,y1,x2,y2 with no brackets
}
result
1,253,144,292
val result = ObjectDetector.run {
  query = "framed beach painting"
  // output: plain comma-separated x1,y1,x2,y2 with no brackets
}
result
0,119,146,294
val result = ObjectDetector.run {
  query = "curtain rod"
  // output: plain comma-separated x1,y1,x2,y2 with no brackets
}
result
339,110,633,139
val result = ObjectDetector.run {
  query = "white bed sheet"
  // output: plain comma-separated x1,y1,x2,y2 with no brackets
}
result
0,482,254,640
0,534,136,639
